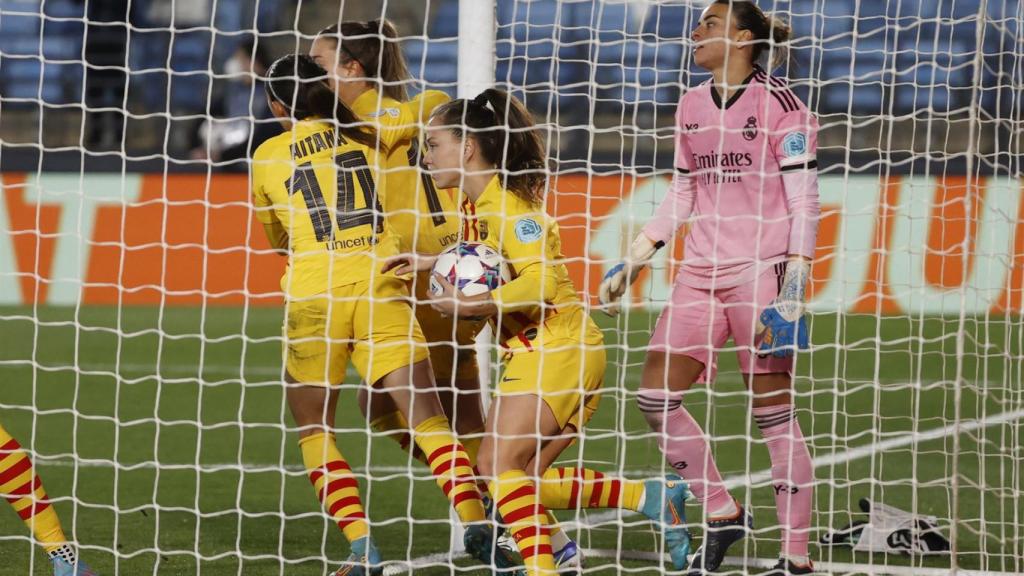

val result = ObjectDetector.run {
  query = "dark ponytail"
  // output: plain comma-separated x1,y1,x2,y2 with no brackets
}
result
431,89,547,205
714,0,791,70
265,53,379,151
315,19,411,102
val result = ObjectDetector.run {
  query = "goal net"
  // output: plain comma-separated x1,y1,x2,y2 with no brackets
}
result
0,0,1021,574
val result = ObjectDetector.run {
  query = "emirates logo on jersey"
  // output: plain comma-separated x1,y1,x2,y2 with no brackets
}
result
742,116,758,141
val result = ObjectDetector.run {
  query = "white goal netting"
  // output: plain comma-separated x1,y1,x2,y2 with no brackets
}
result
0,1,1021,575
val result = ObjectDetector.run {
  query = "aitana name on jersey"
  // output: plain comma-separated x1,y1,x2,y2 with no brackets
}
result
290,128,344,160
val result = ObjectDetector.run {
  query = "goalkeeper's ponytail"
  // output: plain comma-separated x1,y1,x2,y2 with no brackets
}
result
265,54,379,151
431,89,548,205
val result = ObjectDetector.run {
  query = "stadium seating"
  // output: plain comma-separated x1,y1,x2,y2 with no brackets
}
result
0,0,1017,119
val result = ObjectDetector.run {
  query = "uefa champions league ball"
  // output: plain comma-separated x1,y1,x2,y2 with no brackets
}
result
430,242,511,297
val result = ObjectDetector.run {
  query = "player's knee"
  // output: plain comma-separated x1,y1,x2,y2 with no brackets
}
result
640,351,701,392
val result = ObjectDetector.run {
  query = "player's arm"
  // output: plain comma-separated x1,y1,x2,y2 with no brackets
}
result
262,221,289,254
598,98,694,316
377,90,451,151
428,215,555,319
251,149,289,255
756,108,821,357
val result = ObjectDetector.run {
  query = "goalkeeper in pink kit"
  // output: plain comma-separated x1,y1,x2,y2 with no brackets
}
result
600,2,819,575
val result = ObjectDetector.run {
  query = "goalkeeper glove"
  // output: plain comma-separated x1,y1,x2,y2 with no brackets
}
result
756,258,811,358
598,233,664,317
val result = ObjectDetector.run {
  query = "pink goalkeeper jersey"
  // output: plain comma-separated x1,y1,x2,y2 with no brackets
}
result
644,67,820,289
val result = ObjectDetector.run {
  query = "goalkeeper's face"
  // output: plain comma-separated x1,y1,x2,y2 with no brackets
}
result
421,119,465,190
692,3,749,70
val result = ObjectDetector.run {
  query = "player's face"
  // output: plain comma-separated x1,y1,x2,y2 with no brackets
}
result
691,4,744,70
422,118,464,189
309,37,362,103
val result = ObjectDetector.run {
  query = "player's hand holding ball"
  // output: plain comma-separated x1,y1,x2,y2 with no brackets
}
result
598,233,664,316
756,258,811,357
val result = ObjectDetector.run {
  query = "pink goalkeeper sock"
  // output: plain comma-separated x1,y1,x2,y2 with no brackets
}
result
637,389,733,515
753,405,814,559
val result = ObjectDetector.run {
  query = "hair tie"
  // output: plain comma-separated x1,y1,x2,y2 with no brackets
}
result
472,92,492,111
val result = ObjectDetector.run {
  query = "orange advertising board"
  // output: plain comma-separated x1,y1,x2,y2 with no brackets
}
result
1,173,1020,314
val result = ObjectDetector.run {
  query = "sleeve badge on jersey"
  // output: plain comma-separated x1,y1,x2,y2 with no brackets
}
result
782,131,807,157
514,218,543,243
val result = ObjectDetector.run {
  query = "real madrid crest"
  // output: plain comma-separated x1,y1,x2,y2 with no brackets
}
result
742,116,758,141
479,220,489,240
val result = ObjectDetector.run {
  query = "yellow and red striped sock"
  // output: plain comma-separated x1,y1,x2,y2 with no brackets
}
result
0,424,66,553
414,415,486,523
299,432,369,543
538,467,644,511
491,470,556,575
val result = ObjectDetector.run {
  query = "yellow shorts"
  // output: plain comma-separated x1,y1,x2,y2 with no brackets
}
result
285,277,428,386
498,340,606,430
412,270,481,383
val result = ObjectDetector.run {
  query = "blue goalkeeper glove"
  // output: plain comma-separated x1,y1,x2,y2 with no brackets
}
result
756,306,809,358
756,259,811,358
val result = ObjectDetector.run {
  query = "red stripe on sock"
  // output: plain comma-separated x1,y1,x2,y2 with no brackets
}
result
589,478,605,508
335,511,367,529
518,543,553,559
16,500,50,520
327,496,364,518
568,468,582,509
5,476,42,500
322,477,359,499
608,479,621,508
503,502,545,525
511,525,551,541
308,460,353,485
0,457,32,488
453,488,482,508
442,478,477,497
498,484,536,509
0,438,21,455
430,457,472,478
426,445,464,465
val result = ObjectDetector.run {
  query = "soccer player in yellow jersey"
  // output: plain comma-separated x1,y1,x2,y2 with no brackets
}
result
0,423,95,575
251,54,518,576
309,20,486,467
387,89,693,575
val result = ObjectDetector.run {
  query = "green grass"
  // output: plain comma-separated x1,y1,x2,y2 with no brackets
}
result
1,306,1022,575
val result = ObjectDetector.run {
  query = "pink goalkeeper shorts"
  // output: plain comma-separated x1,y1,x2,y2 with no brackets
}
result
649,263,795,381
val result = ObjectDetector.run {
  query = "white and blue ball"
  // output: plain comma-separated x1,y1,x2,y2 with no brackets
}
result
430,242,511,297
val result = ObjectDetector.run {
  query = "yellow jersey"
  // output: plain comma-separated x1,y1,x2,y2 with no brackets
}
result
251,118,397,298
461,175,601,350
349,88,461,255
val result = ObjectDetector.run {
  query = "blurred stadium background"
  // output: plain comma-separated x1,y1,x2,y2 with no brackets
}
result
0,1,1022,575
0,0,1019,170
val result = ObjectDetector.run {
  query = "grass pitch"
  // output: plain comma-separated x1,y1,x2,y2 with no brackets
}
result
1,305,1021,575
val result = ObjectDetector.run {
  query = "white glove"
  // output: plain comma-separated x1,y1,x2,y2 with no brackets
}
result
598,233,663,316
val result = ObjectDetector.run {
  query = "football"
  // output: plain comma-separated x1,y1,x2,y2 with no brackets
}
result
430,242,511,297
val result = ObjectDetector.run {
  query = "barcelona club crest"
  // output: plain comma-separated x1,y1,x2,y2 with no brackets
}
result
479,220,489,240
742,116,758,141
